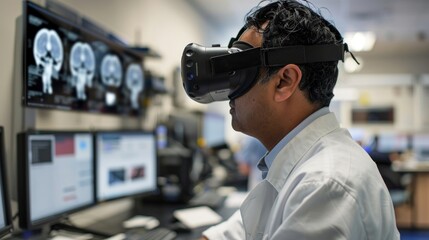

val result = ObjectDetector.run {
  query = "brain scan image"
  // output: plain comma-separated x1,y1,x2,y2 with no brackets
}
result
33,28,64,94
125,64,144,109
101,54,122,87
69,42,96,100
101,54,122,106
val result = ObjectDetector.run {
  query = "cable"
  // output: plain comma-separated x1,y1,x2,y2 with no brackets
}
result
12,212,18,221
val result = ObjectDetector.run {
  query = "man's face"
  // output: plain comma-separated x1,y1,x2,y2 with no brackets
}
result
229,26,275,137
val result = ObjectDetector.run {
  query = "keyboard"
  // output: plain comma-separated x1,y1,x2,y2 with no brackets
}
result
188,190,225,208
125,227,177,240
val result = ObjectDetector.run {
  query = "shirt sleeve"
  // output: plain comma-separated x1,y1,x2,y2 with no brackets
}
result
202,210,245,240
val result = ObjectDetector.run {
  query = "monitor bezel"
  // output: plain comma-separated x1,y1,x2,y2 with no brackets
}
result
22,1,145,116
17,130,97,230
0,127,13,237
93,129,159,203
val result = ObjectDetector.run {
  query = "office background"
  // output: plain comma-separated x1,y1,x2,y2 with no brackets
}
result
0,0,429,237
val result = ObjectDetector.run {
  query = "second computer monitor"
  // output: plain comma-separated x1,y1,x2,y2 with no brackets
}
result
95,131,157,202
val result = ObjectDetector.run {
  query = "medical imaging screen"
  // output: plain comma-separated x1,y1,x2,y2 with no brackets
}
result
95,132,157,201
24,2,145,116
27,133,94,223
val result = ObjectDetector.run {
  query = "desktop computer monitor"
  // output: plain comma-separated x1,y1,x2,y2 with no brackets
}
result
0,127,13,237
376,133,410,153
94,131,158,202
17,131,95,229
202,112,226,148
168,111,201,149
412,134,429,161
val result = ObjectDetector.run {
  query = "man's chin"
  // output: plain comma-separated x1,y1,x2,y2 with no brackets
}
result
231,120,242,133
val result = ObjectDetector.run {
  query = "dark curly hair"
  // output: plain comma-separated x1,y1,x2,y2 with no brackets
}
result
245,0,341,107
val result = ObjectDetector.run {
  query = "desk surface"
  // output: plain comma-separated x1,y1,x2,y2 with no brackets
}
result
392,160,429,173
85,200,238,240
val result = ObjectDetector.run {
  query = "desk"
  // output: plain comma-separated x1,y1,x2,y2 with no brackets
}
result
392,161,429,229
85,199,238,239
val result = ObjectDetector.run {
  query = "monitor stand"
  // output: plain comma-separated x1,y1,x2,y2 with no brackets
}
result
50,222,111,239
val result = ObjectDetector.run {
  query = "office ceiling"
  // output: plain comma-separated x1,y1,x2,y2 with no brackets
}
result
186,0,429,55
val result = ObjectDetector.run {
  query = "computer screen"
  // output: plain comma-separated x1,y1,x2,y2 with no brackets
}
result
202,112,226,148
412,134,429,161
17,131,95,229
377,133,410,153
168,111,201,149
0,127,12,237
95,131,158,202
23,1,145,116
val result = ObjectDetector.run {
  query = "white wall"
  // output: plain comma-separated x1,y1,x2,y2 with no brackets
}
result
0,0,22,176
334,74,429,143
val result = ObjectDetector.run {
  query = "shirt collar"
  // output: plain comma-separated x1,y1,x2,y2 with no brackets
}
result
257,107,330,178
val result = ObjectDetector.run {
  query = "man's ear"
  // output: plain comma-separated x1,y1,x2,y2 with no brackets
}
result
273,64,302,102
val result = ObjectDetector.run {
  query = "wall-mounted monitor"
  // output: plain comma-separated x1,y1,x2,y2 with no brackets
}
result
23,1,146,116
94,131,158,202
17,131,95,229
351,107,394,124
0,127,13,237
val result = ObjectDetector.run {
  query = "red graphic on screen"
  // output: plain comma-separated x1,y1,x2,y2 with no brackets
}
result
55,137,75,156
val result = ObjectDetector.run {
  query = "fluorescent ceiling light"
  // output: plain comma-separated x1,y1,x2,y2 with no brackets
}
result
344,32,376,52
333,88,359,101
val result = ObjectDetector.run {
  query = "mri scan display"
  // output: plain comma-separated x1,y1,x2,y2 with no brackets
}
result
101,54,122,87
125,64,144,109
70,42,95,100
101,54,122,106
24,2,145,116
33,28,63,94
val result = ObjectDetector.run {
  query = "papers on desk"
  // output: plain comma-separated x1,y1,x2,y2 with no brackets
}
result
173,206,223,229
51,237,80,240
104,233,126,240
51,234,94,240
392,160,429,172
224,191,249,208
123,215,160,229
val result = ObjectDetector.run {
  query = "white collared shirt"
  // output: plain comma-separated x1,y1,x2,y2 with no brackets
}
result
203,112,400,240
258,107,330,179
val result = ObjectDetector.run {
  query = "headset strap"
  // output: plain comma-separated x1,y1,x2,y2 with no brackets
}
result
262,44,344,66
211,43,346,74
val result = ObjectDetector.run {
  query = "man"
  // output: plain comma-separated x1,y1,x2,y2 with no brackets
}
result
192,0,400,239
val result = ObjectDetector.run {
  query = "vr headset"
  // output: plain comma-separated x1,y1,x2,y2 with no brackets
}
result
181,26,357,104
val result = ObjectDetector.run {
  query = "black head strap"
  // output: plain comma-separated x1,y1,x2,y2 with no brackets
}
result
261,44,345,66
211,43,346,74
